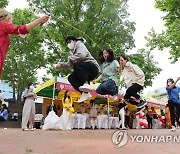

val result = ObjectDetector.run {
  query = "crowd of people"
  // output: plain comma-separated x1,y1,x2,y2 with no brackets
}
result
42,97,180,131
0,9,179,132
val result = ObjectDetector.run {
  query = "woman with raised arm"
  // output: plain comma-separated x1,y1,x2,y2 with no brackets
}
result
0,9,49,76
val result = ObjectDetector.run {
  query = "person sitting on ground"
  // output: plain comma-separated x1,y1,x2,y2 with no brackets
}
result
0,104,9,121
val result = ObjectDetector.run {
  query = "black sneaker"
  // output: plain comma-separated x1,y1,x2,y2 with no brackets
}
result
136,100,147,109
119,127,127,130
136,106,145,114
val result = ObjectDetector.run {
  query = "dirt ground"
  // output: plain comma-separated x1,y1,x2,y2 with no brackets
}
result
0,128,180,154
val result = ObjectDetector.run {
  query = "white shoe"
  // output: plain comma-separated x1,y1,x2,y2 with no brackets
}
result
79,83,96,92
171,126,176,132
22,128,29,131
30,128,36,131
77,92,92,103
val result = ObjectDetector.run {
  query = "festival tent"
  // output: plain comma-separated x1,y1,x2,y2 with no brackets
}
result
35,76,165,114
35,76,122,117
34,76,118,101
142,95,165,109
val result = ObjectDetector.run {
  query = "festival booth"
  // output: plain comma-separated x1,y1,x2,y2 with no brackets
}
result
35,76,124,129
132,95,166,129
35,76,123,116
142,95,165,111
35,76,165,129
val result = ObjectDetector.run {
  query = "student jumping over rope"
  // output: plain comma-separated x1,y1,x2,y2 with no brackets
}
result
0,9,49,76
56,36,99,102
118,55,147,113
93,48,119,100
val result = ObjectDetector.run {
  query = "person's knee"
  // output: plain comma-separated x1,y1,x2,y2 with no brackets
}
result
68,74,74,83
109,88,117,95
126,88,132,95
96,85,106,94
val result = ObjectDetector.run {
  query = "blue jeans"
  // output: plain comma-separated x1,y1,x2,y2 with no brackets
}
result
96,79,118,96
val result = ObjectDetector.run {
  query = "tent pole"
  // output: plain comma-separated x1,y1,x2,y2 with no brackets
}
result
107,98,110,129
52,82,56,103
51,81,56,111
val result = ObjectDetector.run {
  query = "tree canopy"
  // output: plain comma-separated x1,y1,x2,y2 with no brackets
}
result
0,0,8,8
26,0,161,88
145,0,180,62
1,0,162,100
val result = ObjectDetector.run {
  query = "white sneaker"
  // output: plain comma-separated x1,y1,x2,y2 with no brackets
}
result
77,92,92,103
22,128,29,131
79,83,96,92
30,128,36,131
171,126,176,132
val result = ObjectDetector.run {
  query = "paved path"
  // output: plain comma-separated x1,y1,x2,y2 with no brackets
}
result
0,128,179,154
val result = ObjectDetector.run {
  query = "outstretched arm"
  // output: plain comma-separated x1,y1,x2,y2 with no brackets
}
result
2,16,49,35
26,16,49,31
92,74,103,84
169,77,180,89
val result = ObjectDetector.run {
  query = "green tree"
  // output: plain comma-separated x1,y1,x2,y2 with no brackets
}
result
27,0,135,74
129,49,162,88
145,0,180,62
27,0,161,88
1,9,47,103
0,0,8,8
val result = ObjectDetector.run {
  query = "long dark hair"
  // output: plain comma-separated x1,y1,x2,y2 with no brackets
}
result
63,91,70,101
99,48,114,64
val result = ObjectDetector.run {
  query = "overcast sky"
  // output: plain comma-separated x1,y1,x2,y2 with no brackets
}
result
6,0,180,94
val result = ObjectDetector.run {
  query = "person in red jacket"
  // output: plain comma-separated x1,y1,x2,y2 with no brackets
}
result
0,9,49,76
